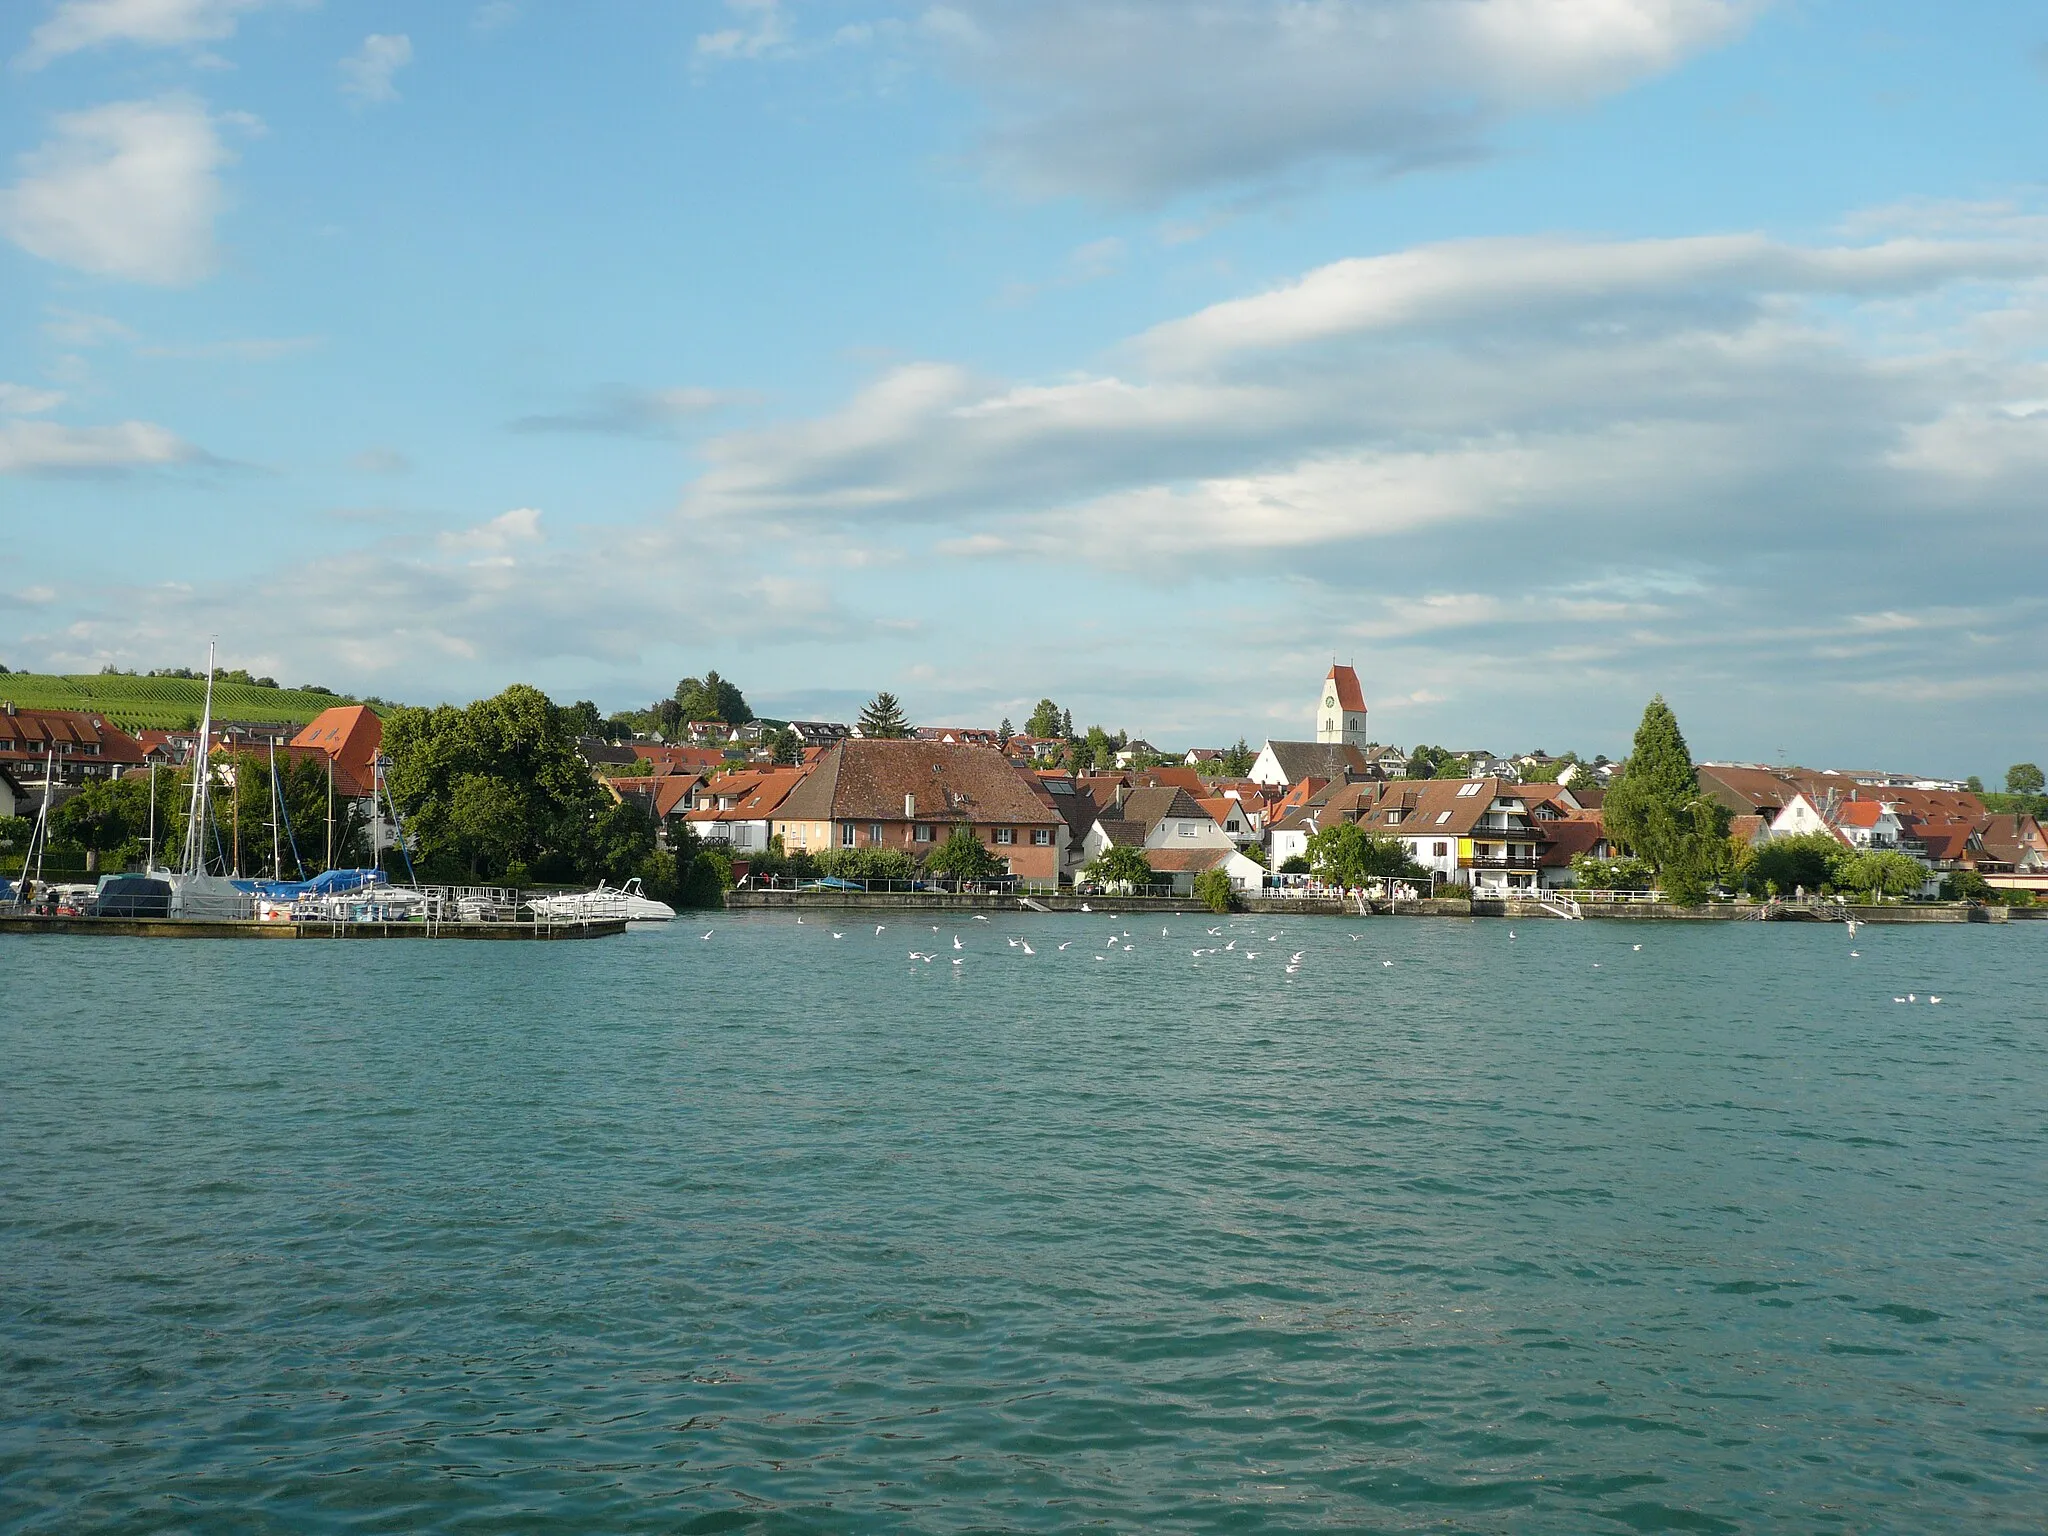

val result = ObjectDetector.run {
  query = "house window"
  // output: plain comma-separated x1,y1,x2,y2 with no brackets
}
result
994,827,1015,845
1435,842,1448,857
1032,828,1052,846
915,824,934,843
1178,823,1195,837
841,823,856,847
868,823,884,845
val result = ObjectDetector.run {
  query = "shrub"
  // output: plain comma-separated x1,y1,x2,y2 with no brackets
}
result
1193,867,1236,913
1278,855,1312,875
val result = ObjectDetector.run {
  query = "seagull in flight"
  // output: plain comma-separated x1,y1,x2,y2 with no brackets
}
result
953,935,963,950
701,931,714,940
831,932,843,940
1058,940,1072,950
1633,944,1642,952
973,914,989,922
1020,942,1035,955
1381,960,1393,967
876,925,886,935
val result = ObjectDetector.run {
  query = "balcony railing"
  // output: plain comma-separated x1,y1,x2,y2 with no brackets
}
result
1461,854,1544,869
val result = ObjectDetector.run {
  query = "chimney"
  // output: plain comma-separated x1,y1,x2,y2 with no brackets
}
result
905,793,915,819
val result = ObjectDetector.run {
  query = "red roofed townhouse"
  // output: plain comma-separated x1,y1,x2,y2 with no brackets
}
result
685,767,811,854
771,739,1064,881
0,703,147,787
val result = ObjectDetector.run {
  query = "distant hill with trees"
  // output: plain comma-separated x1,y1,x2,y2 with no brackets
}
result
0,669,386,730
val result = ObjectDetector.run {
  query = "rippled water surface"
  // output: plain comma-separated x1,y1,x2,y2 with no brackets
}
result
3,914,2045,1533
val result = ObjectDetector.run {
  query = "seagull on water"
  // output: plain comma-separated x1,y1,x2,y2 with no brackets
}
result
1382,960,1393,967
1633,944,1642,952
1849,950,1859,958
796,916,803,924
1928,996,1942,1004
1080,902,1091,911
974,914,989,922
1908,993,1917,1002
831,932,844,940
1893,996,1907,1003
953,957,963,966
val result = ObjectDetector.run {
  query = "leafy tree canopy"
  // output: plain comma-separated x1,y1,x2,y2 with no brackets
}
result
1025,698,1064,738
2007,762,2045,795
1834,849,1926,900
923,824,1007,882
1084,844,1153,889
674,671,752,725
1745,832,1845,897
1305,821,1425,886
1602,696,1728,901
384,684,612,882
857,691,913,739
1194,866,1237,913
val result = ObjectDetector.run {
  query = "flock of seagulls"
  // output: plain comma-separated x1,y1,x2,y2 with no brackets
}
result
688,914,1949,1007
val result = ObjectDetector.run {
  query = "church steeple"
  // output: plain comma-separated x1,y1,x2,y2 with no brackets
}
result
1315,663,1368,747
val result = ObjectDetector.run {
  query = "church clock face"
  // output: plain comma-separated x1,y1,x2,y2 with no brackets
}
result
1326,695,1335,707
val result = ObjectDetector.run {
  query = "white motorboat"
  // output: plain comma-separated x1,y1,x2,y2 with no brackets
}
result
528,877,675,922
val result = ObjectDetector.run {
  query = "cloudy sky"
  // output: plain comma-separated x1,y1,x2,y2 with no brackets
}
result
1,0,2043,773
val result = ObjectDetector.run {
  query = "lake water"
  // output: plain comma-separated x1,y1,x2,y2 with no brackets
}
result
3,914,2044,1533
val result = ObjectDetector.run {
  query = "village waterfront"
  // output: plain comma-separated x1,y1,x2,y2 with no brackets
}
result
4,916,2044,1533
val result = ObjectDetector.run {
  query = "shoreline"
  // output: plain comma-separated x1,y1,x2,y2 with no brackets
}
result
724,891,2022,924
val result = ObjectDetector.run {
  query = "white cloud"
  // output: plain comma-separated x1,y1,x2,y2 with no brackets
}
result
927,0,1763,202
0,384,66,415
340,33,414,104
0,418,200,473
17,0,276,68
0,95,230,286
696,0,788,61
509,385,752,437
1139,233,2048,368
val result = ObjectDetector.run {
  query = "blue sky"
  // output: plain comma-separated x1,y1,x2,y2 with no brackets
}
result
1,0,2044,775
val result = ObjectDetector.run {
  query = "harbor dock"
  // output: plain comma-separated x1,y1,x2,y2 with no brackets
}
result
0,915,627,940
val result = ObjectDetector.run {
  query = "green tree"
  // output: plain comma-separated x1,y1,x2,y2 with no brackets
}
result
1278,854,1312,874
1569,853,1655,889
1194,866,1237,913
1060,708,1073,737
1083,724,1119,771
815,846,916,881
769,727,803,765
651,698,684,738
2007,762,2045,795
857,691,913,738
563,699,605,737
997,718,1014,750
923,824,1006,882
1602,696,1729,901
1965,775,1985,793
1305,821,1426,886
1834,849,1926,901
1746,832,1844,898
1084,844,1153,890
52,776,136,873
674,671,752,725
1026,698,1063,738
383,684,607,883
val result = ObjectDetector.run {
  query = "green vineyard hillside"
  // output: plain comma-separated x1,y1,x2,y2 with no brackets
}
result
0,674,383,732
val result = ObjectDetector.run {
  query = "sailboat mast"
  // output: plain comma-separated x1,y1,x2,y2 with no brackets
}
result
270,740,281,880
181,643,216,875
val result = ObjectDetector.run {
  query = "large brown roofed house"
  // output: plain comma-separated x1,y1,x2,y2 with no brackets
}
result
773,739,1064,879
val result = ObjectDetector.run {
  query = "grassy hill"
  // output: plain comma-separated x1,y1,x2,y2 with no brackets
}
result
0,673,382,732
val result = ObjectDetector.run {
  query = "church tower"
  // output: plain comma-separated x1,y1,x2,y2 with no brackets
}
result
1315,663,1368,747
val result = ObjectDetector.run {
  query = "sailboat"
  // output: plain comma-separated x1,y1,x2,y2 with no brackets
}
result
150,645,256,920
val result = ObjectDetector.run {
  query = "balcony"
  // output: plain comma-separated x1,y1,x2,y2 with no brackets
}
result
1461,853,1544,870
